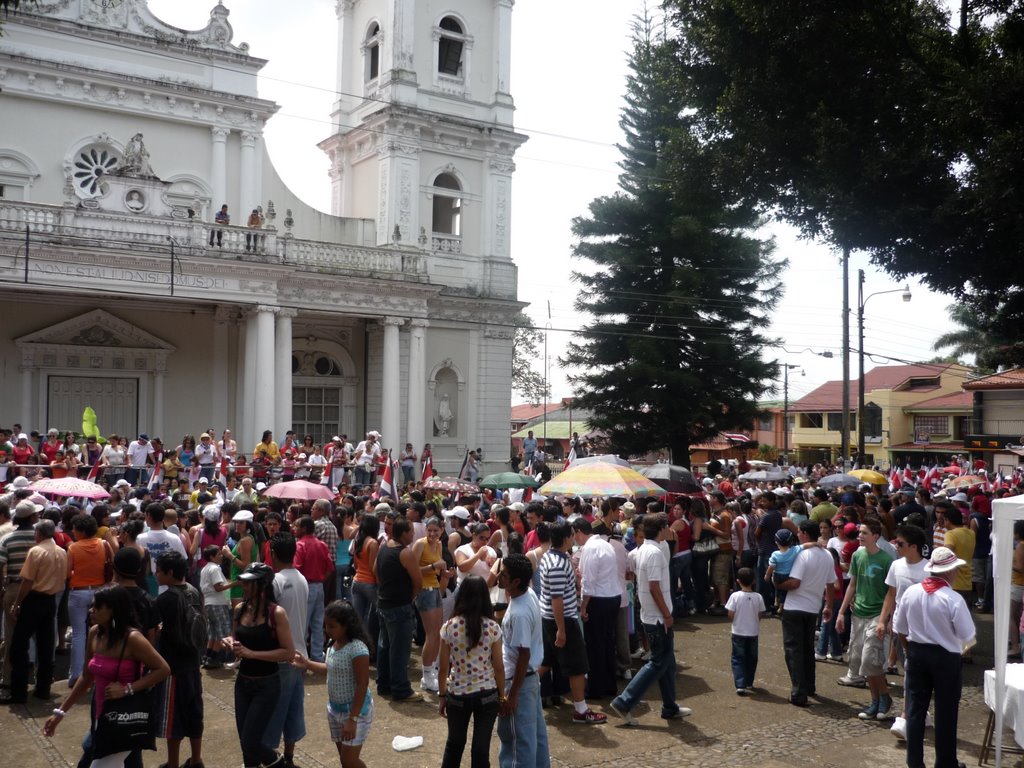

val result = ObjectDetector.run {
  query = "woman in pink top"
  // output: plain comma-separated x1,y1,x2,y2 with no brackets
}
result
43,585,170,768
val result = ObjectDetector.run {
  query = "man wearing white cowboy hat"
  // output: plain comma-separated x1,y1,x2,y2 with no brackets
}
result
893,546,976,768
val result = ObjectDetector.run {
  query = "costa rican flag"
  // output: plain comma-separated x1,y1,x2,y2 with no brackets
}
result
86,455,102,483
723,433,751,443
564,445,576,471
903,466,916,488
457,450,470,480
421,454,433,480
373,460,395,501
889,467,901,491
147,451,163,491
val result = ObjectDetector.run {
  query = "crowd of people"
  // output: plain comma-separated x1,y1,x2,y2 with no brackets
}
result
0,426,1000,768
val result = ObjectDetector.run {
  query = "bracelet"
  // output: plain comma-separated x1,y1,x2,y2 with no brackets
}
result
52,708,66,718
124,682,134,697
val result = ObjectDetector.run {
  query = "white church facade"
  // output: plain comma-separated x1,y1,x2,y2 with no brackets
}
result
0,0,526,474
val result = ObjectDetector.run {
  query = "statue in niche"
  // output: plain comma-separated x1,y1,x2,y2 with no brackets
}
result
433,367,459,437
437,395,452,436
119,133,156,178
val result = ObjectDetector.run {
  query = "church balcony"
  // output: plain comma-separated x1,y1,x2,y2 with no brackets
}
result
0,199,428,283
431,233,463,254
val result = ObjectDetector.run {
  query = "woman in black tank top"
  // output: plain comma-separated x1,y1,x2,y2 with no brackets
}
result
228,563,295,768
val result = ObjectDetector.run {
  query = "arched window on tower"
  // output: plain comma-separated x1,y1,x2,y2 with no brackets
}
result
438,17,464,75
364,22,381,83
432,172,462,240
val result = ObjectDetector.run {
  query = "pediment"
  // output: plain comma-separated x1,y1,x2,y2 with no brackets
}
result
16,309,175,352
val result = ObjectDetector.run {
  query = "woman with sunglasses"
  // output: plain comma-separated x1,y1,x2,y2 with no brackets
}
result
43,585,170,768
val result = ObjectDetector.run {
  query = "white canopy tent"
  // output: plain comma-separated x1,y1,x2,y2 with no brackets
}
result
991,497,1024,767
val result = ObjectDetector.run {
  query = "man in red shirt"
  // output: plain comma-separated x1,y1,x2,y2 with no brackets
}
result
293,516,331,662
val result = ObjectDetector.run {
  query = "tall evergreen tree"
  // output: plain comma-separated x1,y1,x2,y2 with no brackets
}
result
563,15,784,467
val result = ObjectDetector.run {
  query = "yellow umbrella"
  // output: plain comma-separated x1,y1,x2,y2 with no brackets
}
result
849,469,887,485
539,462,665,497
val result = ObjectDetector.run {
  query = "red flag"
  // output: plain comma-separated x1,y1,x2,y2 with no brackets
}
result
86,455,102,483
902,466,916,488
147,451,163,492
889,467,900,491
374,460,395,501
421,454,433,480
564,445,576,471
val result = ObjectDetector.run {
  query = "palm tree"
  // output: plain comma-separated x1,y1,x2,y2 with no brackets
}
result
932,303,1016,373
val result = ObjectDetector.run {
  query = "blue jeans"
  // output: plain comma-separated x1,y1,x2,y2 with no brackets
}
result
68,587,95,685
612,621,677,716
199,465,216,482
670,552,695,615
335,564,352,603
306,581,325,662
402,465,414,484
730,634,759,689
756,553,776,611
351,581,378,658
498,672,549,768
816,597,842,657
377,603,415,699
263,663,306,750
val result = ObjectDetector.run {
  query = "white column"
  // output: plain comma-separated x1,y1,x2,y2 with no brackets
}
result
493,0,514,105
20,364,33,429
275,308,295,440
239,131,256,218
380,317,403,456
407,319,428,464
254,305,277,443
213,307,231,431
152,369,165,439
210,127,229,212
242,310,259,450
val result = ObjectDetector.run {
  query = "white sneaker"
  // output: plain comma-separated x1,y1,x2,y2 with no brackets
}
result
890,716,907,741
631,648,646,659
814,653,827,661
621,669,632,681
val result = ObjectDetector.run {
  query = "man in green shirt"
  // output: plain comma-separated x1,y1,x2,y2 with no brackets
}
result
808,489,838,524
836,518,894,720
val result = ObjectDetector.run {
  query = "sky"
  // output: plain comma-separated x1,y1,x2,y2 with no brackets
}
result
150,0,961,409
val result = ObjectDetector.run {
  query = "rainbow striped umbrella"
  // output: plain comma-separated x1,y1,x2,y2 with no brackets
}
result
539,462,665,497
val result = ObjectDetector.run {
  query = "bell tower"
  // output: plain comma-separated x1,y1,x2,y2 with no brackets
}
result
319,0,526,267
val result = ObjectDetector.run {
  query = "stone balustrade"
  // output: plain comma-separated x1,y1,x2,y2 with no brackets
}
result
0,199,427,280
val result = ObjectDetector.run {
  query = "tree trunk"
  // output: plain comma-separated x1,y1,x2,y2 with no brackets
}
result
670,438,692,470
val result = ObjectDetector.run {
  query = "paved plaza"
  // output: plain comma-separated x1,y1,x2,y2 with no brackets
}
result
3,611,997,768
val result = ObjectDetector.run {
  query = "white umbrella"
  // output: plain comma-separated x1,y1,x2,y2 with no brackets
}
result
568,454,631,469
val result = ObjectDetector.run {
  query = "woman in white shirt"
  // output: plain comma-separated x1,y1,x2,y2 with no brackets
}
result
454,523,497,589
101,434,127,484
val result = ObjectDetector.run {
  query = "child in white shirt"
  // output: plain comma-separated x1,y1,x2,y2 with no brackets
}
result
199,545,234,668
725,567,766,695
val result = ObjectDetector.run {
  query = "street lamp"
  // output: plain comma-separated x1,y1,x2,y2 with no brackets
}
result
857,269,912,465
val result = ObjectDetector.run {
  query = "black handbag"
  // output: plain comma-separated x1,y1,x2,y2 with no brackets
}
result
91,636,157,758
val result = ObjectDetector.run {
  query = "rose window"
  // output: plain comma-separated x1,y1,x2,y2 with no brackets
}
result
73,147,119,197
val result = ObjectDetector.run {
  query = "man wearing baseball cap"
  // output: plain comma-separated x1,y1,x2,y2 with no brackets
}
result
892,546,976,768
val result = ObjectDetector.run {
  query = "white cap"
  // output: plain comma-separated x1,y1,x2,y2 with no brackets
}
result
198,477,209,484
114,479,131,489
11,476,30,489
445,505,471,520
255,482,267,491
232,510,254,523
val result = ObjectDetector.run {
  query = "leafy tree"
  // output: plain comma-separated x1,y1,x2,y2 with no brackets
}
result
666,0,1024,365
563,14,784,468
511,316,550,405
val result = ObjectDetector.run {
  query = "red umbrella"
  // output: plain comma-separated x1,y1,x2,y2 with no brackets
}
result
261,479,336,501
423,476,480,494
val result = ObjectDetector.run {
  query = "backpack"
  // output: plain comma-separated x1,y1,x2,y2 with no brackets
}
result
171,584,208,661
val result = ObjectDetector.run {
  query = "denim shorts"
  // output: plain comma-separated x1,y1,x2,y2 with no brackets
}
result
327,699,374,746
415,587,441,611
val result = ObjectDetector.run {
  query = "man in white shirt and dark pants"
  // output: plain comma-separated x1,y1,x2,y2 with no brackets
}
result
611,514,690,725
893,546,975,768
777,519,836,707
265,530,310,768
572,518,621,699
